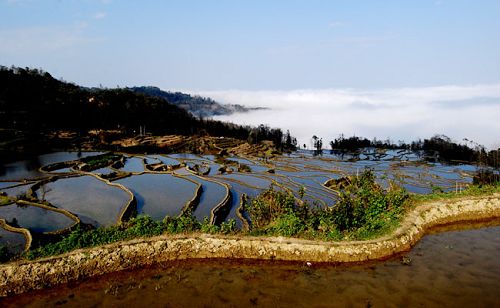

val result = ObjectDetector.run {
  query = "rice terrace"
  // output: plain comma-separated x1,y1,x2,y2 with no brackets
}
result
1,0,500,306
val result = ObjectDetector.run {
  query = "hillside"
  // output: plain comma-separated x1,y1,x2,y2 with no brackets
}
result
130,86,264,117
0,66,295,159
0,66,251,136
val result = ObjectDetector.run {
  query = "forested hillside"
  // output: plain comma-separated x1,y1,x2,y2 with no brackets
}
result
0,66,296,154
130,86,260,117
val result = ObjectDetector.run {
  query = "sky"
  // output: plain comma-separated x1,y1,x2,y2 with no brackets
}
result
1,0,499,148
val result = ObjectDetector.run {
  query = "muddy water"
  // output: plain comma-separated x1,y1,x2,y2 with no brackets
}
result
2,223,499,307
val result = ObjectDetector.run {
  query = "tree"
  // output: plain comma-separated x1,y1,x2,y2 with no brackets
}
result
312,135,323,156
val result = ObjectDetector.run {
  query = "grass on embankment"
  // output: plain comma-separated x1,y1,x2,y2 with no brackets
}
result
3,169,499,263
25,216,236,260
410,184,500,203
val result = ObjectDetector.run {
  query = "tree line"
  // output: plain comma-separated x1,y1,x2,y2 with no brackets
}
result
308,133,499,168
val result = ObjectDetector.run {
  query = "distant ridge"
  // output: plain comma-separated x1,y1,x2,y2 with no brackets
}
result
130,86,266,118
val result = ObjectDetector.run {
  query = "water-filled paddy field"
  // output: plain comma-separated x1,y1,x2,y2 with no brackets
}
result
0,150,476,253
2,223,499,307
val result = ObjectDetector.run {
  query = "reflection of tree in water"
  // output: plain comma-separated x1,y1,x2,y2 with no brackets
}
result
40,184,52,202
16,202,28,209
0,164,5,177
25,156,41,172
8,217,19,228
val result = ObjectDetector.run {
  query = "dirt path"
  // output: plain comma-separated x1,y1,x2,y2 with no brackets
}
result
1,193,499,297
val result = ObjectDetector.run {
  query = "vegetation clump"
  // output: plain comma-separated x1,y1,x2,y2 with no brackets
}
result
473,169,500,186
247,169,409,240
0,195,13,206
79,153,123,171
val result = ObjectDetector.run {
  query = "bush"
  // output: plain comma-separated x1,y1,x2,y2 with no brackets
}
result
473,168,500,186
246,168,409,239
247,188,297,229
200,217,237,234
329,169,408,231
267,212,304,237
27,215,202,260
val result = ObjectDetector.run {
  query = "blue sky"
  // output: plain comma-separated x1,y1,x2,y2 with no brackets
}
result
1,0,499,147
1,0,499,89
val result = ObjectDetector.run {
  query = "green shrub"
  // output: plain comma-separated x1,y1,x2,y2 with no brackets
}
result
246,168,409,240
329,169,408,231
267,212,304,237
25,214,237,260
220,219,237,234
200,217,219,233
247,188,297,229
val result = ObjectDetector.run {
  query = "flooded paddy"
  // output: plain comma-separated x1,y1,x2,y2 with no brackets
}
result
0,149,480,253
119,156,146,173
38,176,130,227
3,223,498,307
0,152,104,181
0,203,75,233
0,226,26,255
116,174,198,220
0,160,46,181
0,184,31,199
182,175,227,221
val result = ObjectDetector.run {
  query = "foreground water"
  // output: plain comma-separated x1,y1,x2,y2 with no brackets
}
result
2,223,499,307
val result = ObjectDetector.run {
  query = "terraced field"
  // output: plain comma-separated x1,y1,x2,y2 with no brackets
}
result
0,149,475,255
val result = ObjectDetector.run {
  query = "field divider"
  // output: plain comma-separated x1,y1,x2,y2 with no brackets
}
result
172,174,203,218
236,193,250,231
209,180,232,225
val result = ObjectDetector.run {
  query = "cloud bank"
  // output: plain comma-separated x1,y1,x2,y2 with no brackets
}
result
194,84,500,149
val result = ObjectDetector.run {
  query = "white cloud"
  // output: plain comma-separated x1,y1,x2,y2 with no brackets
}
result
191,84,500,149
93,11,107,19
